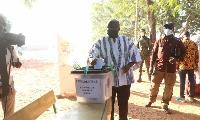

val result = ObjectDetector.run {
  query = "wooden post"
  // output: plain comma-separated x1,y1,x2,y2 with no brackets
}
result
146,0,156,42
57,35,76,95
135,1,138,41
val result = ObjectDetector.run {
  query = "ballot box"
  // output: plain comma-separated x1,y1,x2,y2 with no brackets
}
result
71,66,114,103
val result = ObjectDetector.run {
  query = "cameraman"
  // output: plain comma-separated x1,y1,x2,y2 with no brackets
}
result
0,15,22,118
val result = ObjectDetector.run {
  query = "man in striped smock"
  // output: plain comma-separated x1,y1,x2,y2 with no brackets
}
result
88,19,141,120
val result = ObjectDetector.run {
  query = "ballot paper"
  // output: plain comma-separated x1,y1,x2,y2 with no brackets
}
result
132,63,140,71
94,58,104,69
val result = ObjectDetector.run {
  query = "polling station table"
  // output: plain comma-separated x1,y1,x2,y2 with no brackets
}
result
54,66,113,120
53,97,112,120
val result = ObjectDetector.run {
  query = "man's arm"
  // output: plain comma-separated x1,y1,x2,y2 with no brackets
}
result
147,37,152,56
88,40,102,66
150,40,158,68
87,58,98,66
11,47,22,68
195,43,199,71
176,61,180,71
122,40,142,73
136,41,139,49
178,40,186,61
121,62,136,73
147,37,150,50
149,40,159,75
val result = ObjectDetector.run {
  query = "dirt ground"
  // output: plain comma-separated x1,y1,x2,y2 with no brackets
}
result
0,50,200,120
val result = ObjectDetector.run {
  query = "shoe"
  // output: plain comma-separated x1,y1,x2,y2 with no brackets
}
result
145,102,152,107
162,105,171,114
137,79,142,82
188,97,195,102
176,97,185,102
163,108,171,114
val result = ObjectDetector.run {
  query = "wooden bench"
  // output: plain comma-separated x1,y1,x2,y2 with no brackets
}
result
4,90,56,120
53,97,112,120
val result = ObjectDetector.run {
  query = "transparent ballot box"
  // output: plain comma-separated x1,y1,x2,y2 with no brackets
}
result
71,66,114,103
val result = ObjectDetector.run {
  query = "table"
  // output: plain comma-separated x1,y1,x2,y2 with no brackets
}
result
53,97,112,120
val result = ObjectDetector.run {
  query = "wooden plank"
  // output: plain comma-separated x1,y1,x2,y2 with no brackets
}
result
5,90,56,120
102,97,112,120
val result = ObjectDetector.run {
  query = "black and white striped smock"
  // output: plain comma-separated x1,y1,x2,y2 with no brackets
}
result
89,35,141,87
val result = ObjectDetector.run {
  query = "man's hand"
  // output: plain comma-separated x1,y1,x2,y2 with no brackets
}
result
122,65,130,73
176,67,179,72
13,62,22,68
12,58,22,68
169,57,176,64
149,67,153,75
90,58,98,66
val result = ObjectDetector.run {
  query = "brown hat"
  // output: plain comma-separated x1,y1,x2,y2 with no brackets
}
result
164,22,174,30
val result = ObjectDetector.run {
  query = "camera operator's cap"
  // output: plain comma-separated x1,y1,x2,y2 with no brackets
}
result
164,22,174,30
0,15,6,27
140,29,146,32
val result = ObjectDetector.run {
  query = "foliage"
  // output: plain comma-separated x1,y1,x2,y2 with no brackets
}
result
180,0,200,34
91,0,200,41
91,0,149,41
91,0,135,41
0,13,12,32
153,0,200,35
23,0,36,9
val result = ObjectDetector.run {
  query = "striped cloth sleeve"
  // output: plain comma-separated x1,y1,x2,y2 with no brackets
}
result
88,39,101,59
128,39,141,63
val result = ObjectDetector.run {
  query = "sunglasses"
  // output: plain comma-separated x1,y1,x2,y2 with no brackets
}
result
107,28,120,30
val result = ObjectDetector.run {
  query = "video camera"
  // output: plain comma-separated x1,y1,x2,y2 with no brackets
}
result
171,45,181,61
0,32,25,48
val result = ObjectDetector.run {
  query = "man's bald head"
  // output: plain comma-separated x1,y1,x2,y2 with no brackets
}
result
107,19,120,29
107,19,120,38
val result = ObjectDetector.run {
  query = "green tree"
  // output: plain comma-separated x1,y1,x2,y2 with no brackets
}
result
91,0,157,42
178,0,200,35
23,0,36,8
91,0,141,41
91,1,113,41
91,0,200,43
151,0,200,36
0,13,12,32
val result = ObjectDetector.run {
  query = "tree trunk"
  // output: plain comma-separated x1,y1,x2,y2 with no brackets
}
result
146,0,156,43
135,2,139,41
